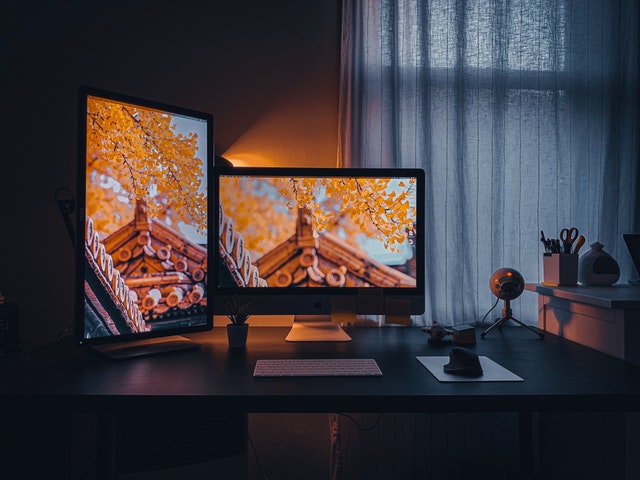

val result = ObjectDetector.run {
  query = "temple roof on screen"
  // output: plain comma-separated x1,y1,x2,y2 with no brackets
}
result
219,207,415,289
101,199,208,326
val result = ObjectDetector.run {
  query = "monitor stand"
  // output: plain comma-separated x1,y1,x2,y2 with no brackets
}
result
92,335,201,360
285,315,352,342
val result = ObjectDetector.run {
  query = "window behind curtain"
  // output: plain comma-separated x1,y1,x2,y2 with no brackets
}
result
339,0,639,326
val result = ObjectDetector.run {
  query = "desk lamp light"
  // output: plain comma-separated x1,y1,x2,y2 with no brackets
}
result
481,268,544,339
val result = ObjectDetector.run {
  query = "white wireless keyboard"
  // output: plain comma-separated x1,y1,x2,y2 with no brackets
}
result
253,358,382,377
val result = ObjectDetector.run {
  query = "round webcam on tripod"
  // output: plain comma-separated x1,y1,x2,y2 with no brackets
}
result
490,267,525,300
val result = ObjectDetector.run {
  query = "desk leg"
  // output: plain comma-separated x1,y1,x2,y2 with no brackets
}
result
519,412,534,479
97,412,118,480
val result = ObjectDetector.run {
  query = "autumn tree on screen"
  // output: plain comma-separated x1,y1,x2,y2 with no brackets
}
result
86,97,206,236
220,177,416,257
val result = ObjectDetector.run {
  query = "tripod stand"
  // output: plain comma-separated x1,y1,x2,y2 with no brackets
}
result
480,298,544,339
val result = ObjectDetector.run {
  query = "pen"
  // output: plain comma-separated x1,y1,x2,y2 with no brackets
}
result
540,231,549,252
540,231,554,253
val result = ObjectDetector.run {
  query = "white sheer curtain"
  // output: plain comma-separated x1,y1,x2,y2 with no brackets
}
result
339,0,639,327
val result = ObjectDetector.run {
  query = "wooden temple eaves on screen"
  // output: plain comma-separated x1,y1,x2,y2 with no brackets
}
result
219,207,416,289
97,200,208,332
84,217,147,338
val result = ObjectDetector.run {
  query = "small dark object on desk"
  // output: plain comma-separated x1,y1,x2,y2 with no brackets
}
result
451,324,476,345
444,346,483,377
423,322,453,345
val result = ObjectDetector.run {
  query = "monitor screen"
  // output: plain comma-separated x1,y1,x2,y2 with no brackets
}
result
75,87,214,348
213,167,425,329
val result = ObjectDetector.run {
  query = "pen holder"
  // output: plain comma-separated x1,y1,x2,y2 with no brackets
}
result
543,253,578,286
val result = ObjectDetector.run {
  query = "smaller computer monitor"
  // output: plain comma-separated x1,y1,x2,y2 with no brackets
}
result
213,167,425,340
76,86,214,356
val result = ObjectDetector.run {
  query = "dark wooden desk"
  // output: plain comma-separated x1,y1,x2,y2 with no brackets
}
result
2,326,640,478
2,326,640,413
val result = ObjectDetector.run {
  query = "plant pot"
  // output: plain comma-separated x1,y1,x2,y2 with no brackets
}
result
227,324,249,349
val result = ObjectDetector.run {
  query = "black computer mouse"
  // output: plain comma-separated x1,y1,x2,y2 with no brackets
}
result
443,346,483,377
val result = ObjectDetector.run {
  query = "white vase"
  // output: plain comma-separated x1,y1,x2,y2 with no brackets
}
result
578,242,620,286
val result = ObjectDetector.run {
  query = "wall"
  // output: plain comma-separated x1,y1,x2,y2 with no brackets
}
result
0,0,340,348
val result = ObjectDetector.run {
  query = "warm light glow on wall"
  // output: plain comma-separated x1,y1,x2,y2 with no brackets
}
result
221,86,338,168
222,153,278,167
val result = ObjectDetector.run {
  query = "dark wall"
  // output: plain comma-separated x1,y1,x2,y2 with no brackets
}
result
0,0,340,347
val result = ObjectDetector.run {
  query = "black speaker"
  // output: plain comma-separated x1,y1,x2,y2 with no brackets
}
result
0,303,20,357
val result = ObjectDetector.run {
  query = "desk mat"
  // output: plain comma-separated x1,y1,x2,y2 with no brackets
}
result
416,356,523,382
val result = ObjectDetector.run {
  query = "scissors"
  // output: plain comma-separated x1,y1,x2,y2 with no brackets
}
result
560,227,579,254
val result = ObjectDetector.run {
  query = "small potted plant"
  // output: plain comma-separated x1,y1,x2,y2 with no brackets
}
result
223,295,252,348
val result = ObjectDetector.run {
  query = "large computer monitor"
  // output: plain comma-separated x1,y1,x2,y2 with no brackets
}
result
213,167,425,341
75,86,214,357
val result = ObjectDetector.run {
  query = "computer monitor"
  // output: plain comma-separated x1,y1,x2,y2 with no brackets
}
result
75,86,214,357
213,167,425,341
623,234,640,285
